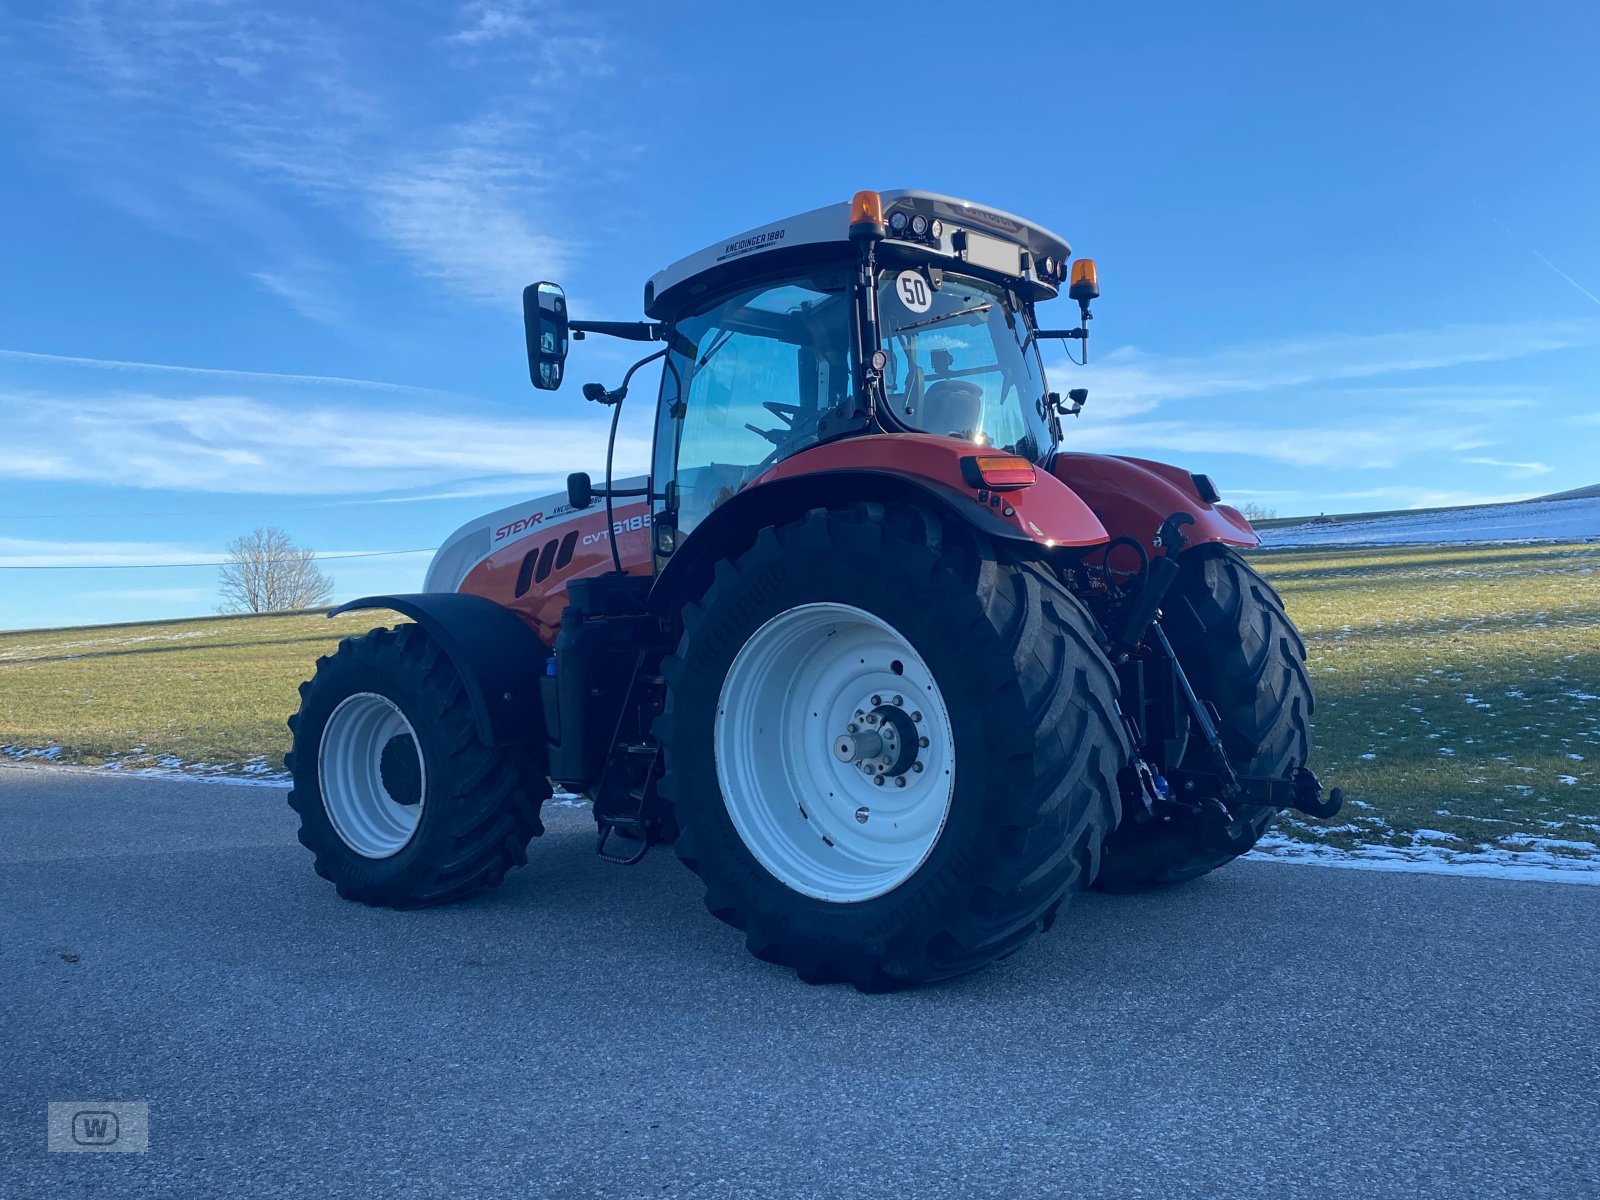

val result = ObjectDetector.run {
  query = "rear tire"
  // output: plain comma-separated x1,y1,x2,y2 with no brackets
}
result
286,624,548,907
1094,547,1313,892
657,502,1127,989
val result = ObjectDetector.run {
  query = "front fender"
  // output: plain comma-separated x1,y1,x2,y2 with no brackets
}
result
1050,453,1259,551
328,592,548,759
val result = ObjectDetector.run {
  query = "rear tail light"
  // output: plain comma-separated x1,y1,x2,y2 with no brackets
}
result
961,454,1037,491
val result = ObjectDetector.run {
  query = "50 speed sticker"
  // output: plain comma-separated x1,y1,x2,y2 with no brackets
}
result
895,270,933,314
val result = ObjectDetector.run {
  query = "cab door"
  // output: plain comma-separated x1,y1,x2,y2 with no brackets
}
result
650,272,854,562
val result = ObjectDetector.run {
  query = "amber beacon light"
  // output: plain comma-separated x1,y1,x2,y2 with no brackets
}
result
1069,258,1099,303
849,189,886,239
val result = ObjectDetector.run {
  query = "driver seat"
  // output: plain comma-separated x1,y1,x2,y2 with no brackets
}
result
919,379,984,441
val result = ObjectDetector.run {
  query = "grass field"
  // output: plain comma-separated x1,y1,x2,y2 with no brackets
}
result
0,610,380,777
3,543,1597,863
1258,542,1599,863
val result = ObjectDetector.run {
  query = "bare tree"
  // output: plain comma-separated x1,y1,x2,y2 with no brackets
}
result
218,527,335,613
1236,502,1278,522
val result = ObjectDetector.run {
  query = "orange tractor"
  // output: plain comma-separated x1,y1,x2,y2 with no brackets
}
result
287,189,1341,988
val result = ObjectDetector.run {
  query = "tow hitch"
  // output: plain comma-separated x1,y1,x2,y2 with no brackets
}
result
1167,764,1344,819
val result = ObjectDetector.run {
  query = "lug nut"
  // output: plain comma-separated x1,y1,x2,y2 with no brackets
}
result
846,723,858,733
871,694,882,706
912,762,924,773
919,736,929,748
893,695,903,706
874,775,885,787
895,777,907,788
866,714,879,725
911,711,922,723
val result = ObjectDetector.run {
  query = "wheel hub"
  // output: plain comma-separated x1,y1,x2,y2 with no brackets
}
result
832,701,922,781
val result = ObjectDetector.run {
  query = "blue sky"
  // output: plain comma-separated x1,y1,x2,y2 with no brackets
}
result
2,0,1598,630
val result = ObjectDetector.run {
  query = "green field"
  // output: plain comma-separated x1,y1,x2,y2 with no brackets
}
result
0,610,380,777
3,543,1597,863
1257,542,1599,863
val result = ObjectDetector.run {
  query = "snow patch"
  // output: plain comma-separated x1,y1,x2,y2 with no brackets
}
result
1251,834,1600,885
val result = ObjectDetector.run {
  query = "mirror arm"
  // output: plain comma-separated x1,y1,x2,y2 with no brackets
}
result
570,320,664,342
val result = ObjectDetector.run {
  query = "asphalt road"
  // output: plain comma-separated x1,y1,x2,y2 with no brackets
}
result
3,766,1597,1199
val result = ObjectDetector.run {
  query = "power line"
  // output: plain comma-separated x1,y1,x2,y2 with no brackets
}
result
0,548,435,571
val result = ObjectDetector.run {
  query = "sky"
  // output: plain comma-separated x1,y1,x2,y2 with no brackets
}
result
2,0,1598,630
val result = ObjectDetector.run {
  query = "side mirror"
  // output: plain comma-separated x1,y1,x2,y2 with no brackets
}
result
566,471,592,510
523,281,569,391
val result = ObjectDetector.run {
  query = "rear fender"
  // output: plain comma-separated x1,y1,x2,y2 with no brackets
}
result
1050,453,1259,551
755,433,1108,545
653,434,1109,608
328,593,549,761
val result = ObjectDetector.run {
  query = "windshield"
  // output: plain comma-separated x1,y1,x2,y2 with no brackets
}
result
876,271,1053,461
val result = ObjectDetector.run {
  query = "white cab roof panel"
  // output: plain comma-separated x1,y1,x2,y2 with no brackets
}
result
645,189,1072,316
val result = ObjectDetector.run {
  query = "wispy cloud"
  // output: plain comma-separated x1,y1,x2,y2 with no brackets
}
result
1068,320,1596,414
0,386,648,496
0,348,458,397
441,0,613,84
445,1,545,46
15,1,616,311
1065,415,1493,470
365,131,573,304
0,536,215,569
249,259,346,326
1461,456,1554,476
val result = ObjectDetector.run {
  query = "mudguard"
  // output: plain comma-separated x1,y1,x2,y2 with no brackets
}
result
651,434,1111,608
1050,453,1259,551
328,592,549,758
753,433,1110,545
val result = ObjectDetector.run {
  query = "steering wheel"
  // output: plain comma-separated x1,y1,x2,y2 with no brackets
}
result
744,400,805,447
744,400,827,474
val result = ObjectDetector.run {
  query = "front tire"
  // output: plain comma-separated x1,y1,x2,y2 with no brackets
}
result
658,503,1127,989
1094,547,1314,892
286,624,548,907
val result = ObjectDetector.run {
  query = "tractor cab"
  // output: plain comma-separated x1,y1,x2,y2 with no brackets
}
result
525,189,1100,552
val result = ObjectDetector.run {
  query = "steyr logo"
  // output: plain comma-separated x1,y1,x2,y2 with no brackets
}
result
494,511,544,541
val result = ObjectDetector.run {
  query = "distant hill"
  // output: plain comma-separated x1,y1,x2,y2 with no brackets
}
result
1259,494,1600,548
1254,483,1600,532
1535,483,1600,502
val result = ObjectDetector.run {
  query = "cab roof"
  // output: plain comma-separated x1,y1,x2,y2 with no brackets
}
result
643,189,1073,320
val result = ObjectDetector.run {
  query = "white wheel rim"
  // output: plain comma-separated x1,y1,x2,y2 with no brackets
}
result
715,602,955,902
317,692,426,859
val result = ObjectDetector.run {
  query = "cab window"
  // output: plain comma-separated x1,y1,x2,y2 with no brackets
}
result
656,273,852,537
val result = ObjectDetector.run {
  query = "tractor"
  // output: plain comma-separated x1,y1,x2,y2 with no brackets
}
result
287,189,1342,988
